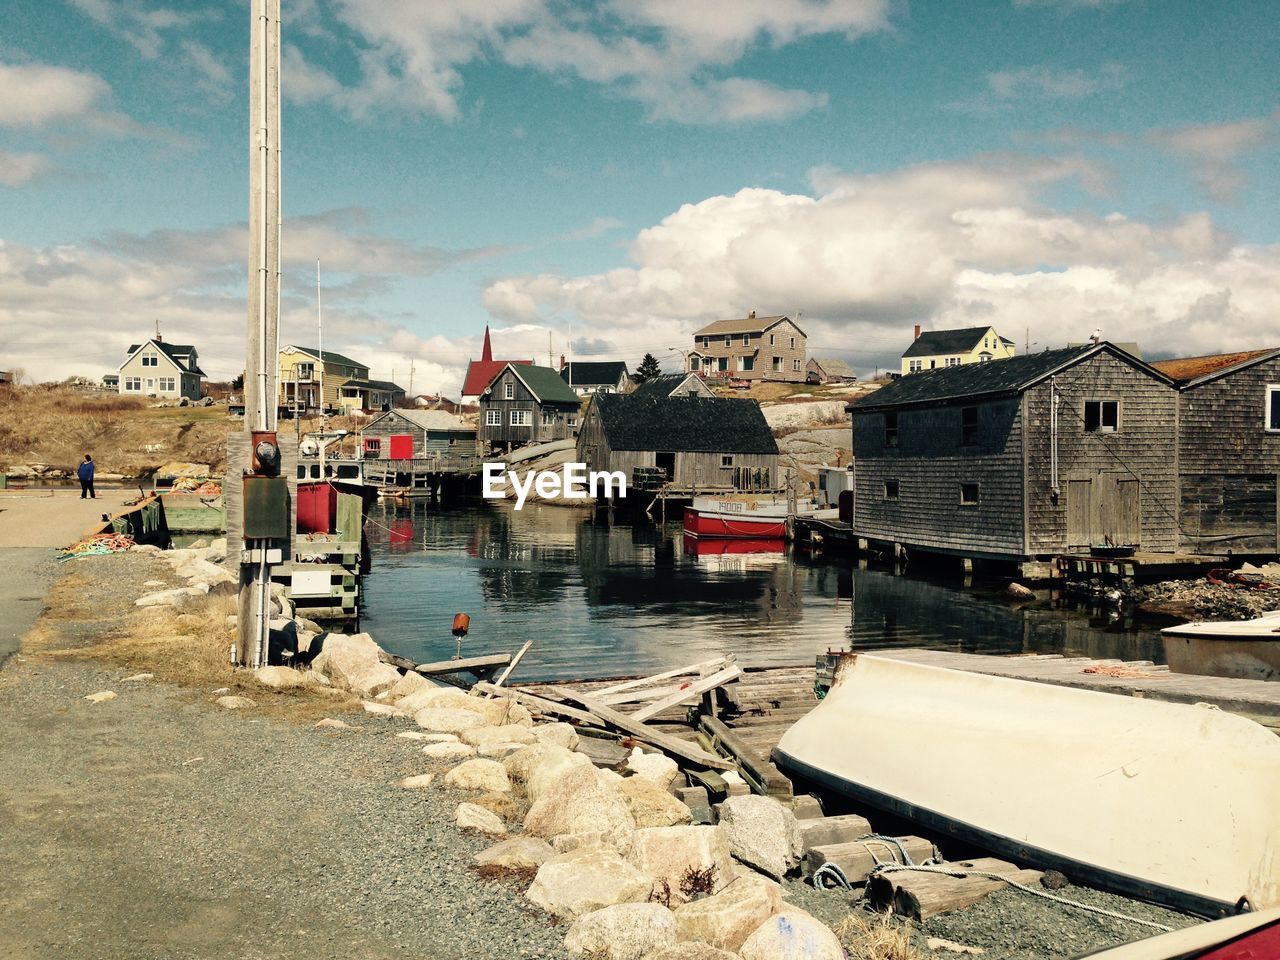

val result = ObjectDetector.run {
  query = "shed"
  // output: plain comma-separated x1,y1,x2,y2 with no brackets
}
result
479,363,583,451
849,343,1178,567
361,408,478,460
630,372,716,400
577,393,778,494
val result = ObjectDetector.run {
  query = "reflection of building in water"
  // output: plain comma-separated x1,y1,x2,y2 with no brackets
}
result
1020,607,1164,663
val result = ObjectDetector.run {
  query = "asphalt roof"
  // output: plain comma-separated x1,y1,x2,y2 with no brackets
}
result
593,393,778,454
901,326,996,359
1150,349,1280,386
851,344,1141,411
561,361,629,386
694,314,804,337
341,378,403,393
288,345,367,369
812,357,856,377
368,408,475,433
503,364,581,404
630,372,710,399
125,340,206,376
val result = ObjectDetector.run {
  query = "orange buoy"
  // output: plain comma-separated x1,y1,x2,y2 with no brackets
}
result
452,613,470,637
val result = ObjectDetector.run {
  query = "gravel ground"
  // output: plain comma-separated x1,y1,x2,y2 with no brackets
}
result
0,551,570,960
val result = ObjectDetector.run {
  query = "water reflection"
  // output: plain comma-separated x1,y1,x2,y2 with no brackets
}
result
360,499,1165,682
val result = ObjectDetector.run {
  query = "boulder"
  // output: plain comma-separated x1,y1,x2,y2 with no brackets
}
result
398,686,467,715
84,691,116,704
315,718,351,730
460,724,538,748
737,909,844,960
564,904,678,960
443,758,511,793
396,731,456,742
456,802,507,836
175,557,236,586
415,708,488,735
640,945,738,960
1006,582,1035,600
310,633,399,697
362,701,404,716
619,776,694,829
716,795,803,880
396,774,436,789
254,666,307,690
526,848,652,919
624,748,680,788
387,670,436,702
135,586,206,608
216,695,255,710
205,538,228,563
672,873,783,952
533,721,580,750
526,748,597,803
552,832,608,854
525,765,637,854
422,741,477,761
627,826,736,906
474,836,556,871
478,742,528,759
504,742,593,797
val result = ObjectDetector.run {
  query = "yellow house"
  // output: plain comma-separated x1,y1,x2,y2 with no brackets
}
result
901,325,1015,375
278,345,369,414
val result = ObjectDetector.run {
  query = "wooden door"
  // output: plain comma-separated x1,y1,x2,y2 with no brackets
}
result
389,434,413,459
1099,477,1141,547
1066,479,1093,548
655,451,676,482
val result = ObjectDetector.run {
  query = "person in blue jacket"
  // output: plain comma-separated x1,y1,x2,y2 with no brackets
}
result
77,453,96,499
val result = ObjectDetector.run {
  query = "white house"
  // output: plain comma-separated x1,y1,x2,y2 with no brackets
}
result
118,338,205,400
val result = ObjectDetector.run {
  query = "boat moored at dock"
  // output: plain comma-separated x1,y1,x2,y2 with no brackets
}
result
1161,610,1280,682
683,494,835,539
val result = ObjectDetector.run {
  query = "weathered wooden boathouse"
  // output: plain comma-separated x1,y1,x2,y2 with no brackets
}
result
478,363,583,452
360,408,478,460
577,392,779,496
847,343,1179,574
1151,348,1280,556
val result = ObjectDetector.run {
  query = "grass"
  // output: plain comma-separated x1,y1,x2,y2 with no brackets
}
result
834,911,924,960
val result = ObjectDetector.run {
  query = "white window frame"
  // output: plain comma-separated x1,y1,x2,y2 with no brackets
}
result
510,410,531,427
142,352,158,367
485,410,501,426
159,377,176,391
1267,385,1280,432
542,410,556,425
740,356,754,372
792,359,802,372
124,377,141,392
772,356,782,372
724,335,731,347
908,360,922,373
717,357,728,372
504,381,514,400
789,337,795,349
721,455,734,468
946,357,961,367
567,413,578,428
1084,399,1120,433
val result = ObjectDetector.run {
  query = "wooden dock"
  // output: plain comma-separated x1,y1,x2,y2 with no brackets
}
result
362,457,482,498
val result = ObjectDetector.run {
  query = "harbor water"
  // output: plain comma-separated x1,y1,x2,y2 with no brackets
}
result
360,499,1167,682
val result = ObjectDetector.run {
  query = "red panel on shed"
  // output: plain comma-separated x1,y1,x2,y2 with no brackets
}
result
296,482,336,534
389,434,413,459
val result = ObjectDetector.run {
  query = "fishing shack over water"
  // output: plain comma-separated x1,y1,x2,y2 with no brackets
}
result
578,393,779,496
360,409,478,460
848,343,1179,574
478,363,583,452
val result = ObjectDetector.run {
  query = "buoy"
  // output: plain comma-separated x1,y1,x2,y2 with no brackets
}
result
452,613,470,637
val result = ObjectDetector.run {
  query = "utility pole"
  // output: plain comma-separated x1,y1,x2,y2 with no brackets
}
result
235,0,286,670
408,359,415,398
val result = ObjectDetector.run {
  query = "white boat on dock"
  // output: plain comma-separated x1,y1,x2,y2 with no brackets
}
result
774,653,1280,917
1161,610,1280,682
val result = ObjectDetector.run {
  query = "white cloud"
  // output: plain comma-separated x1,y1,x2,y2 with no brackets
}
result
0,151,53,186
1148,114,1279,203
290,0,886,124
558,217,624,242
987,64,1125,100
66,0,198,60
0,62,111,128
179,40,233,101
477,154,1280,370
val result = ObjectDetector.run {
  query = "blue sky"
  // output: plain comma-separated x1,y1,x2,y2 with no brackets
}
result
2,0,1277,390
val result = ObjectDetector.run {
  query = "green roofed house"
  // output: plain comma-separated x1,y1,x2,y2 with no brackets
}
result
479,363,584,451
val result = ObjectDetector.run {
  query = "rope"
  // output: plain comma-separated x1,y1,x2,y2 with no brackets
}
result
813,863,853,889
57,532,134,561
864,863,1174,933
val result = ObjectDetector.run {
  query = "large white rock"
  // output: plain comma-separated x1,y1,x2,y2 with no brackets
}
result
672,873,783,952
526,748,597,803
624,748,680,788
533,722,580,750
460,724,538,748
135,586,206,608
422,741,477,761
254,665,307,690
525,765,637,854
478,742,529,760
565,904,678,960
504,742,592,797
443,758,511,793
310,633,399,697
619,776,693,829
396,774,436,789
456,802,507,836
387,670,437,702
474,836,556,871
641,944,738,960
527,848,652,919
216,695,255,710
737,908,844,960
398,686,469,715
627,826,736,906
716,795,803,880
415,708,488,735
175,556,236,586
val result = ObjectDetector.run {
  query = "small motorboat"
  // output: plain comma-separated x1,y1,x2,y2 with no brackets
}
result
1161,609,1280,682
682,494,836,539
774,653,1280,917
1074,906,1280,958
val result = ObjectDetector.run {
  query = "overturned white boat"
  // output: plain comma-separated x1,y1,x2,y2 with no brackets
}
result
774,654,1280,917
1162,610,1280,681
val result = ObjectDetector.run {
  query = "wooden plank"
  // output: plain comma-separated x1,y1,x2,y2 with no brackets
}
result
381,652,511,677
631,665,743,723
486,640,532,696
593,657,730,697
805,836,936,884
598,682,697,706
471,682,603,728
546,686,736,771
699,714,793,798
867,859,1045,921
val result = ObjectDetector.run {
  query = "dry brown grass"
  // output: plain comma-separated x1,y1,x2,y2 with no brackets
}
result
834,911,924,960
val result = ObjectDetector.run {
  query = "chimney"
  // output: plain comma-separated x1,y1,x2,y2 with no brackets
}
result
156,334,163,343
748,310,756,320
913,324,921,340
560,354,566,370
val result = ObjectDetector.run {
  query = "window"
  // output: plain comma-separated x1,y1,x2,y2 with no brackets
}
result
789,337,795,349
142,352,157,366
908,360,922,373
159,377,175,391
769,334,775,346
884,479,900,500
742,334,750,346
724,336,731,347
930,360,937,369
542,410,556,425
946,357,961,367
296,362,313,379
1084,400,1119,433
510,410,531,426
124,377,141,391
979,354,991,362
983,337,989,349
1267,386,1280,431
961,406,978,445
504,382,514,400
702,337,710,349
960,482,979,505
485,410,501,426
884,412,898,447
792,359,802,372
740,356,755,372
721,455,734,467
772,356,782,372
717,357,728,372
567,413,578,427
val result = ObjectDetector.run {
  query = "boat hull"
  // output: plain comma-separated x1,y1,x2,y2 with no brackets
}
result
774,654,1280,917
1162,614,1280,681
683,507,787,539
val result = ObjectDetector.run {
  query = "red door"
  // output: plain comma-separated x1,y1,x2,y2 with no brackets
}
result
389,434,413,459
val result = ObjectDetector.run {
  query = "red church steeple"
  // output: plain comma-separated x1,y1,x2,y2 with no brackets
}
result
480,325,493,363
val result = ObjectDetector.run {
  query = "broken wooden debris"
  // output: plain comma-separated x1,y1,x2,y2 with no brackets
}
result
797,813,874,852
469,682,603,728
630,664,743,723
866,857,1045,921
805,836,936,885
380,650,511,682
485,640,532,697
698,714,793,798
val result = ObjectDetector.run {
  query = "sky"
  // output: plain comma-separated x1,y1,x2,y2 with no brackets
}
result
1,0,1278,394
